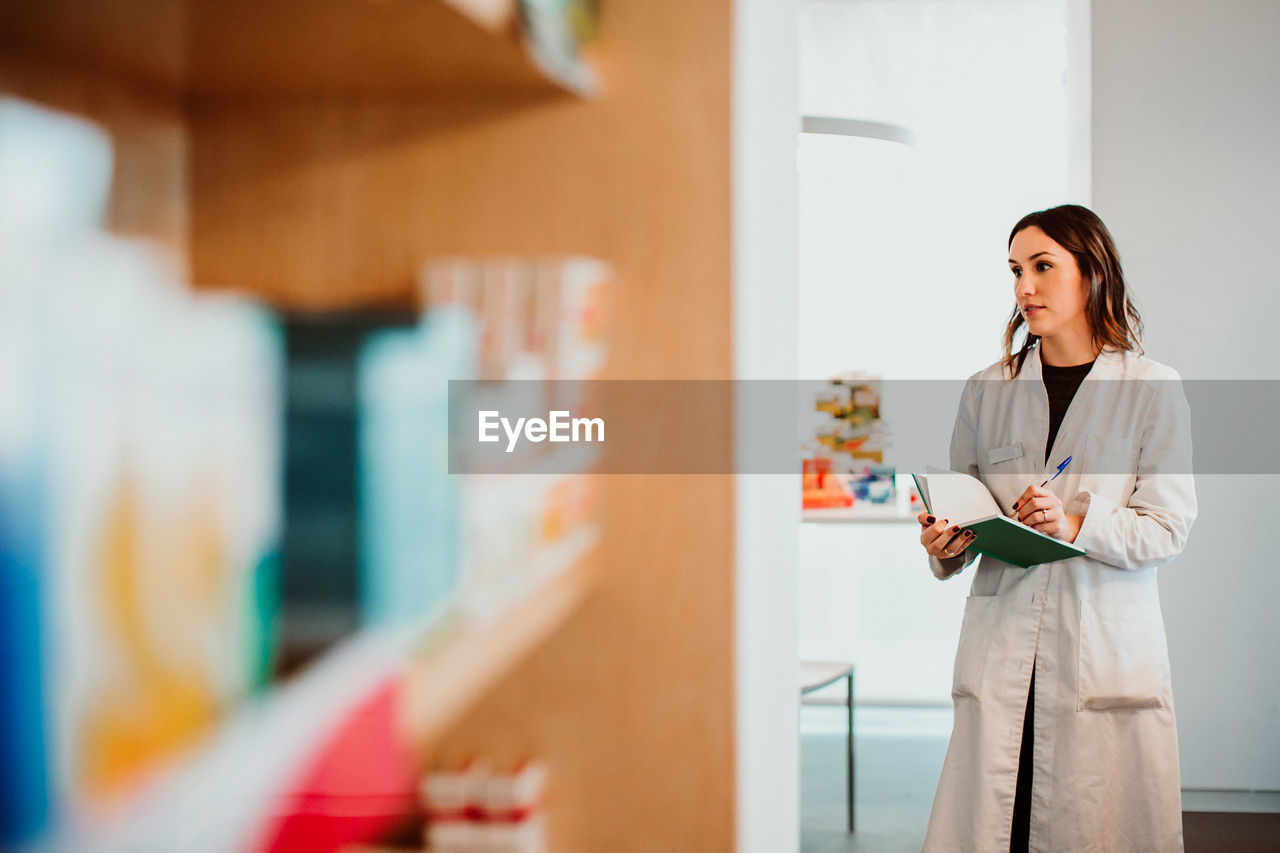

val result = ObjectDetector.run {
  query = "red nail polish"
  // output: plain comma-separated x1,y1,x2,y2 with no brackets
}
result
926,515,936,524
952,525,960,532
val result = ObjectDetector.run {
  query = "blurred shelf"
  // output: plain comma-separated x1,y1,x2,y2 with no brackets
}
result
802,503,919,524
36,531,601,853
340,848,580,853
339,847,581,853
402,528,601,743
2,0,597,99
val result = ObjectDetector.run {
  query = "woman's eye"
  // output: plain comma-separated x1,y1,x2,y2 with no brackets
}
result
1037,261,1052,271
1012,268,1021,277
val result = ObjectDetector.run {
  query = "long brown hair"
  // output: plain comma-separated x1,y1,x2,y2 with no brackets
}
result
1002,204,1143,378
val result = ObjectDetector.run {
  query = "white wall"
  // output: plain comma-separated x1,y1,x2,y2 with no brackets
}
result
796,0,1083,707
797,0,1075,382
799,521,965,704
734,0,800,850
1092,0,1280,791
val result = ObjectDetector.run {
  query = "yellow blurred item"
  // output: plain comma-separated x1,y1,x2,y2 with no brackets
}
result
79,467,226,798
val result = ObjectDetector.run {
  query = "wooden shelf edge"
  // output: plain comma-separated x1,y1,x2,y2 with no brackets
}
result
4,0,597,101
400,530,602,748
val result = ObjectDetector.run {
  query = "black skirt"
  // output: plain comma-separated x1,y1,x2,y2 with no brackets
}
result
1011,662,1035,852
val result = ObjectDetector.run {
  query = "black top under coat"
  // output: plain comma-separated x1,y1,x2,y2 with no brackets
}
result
1043,359,1095,465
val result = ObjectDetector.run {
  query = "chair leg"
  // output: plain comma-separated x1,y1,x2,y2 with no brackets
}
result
846,670,855,833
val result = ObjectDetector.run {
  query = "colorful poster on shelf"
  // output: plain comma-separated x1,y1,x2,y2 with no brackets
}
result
803,373,890,509
806,373,886,465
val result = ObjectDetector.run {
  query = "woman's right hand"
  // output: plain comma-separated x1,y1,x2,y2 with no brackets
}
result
917,512,976,560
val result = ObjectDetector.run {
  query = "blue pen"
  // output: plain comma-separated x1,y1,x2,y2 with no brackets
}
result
1009,456,1072,517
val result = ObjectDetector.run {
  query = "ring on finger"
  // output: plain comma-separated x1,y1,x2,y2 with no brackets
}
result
1041,508,1047,523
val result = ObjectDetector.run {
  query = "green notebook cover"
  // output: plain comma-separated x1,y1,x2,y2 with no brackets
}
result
912,470,1086,569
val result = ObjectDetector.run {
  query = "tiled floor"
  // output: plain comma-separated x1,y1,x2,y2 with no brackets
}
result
800,705,951,853
801,705,1280,853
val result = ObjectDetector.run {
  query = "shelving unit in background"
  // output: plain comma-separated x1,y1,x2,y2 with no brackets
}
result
1,0,595,99
45,536,600,853
2,0,740,850
403,529,601,745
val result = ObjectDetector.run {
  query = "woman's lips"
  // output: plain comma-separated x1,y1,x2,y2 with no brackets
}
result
1024,305,1044,317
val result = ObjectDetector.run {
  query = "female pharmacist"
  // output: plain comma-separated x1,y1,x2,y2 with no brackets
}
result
916,204,1197,853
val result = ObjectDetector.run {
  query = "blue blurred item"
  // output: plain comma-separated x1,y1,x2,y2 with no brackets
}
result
358,305,478,629
0,466,51,846
848,465,897,504
0,93,115,849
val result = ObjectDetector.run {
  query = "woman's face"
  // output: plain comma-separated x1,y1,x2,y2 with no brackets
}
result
1009,226,1089,341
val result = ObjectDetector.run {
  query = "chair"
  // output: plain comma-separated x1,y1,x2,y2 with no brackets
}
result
799,660,855,833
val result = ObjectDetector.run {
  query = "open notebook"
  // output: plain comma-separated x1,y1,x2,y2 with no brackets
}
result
912,466,1086,569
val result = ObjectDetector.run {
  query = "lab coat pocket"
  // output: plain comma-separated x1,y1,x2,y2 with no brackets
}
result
1077,599,1168,711
977,444,1030,501
952,595,999,701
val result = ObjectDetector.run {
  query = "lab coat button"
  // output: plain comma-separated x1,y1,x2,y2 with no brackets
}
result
1039,730,1050,742
1041,661,1054,673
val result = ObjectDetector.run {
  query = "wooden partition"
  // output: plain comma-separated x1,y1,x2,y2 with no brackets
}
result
2,1,738,849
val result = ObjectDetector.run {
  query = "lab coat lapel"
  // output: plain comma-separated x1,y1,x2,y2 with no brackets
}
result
1012,346,1050,475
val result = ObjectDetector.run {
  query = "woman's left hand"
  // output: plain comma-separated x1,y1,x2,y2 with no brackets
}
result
1012,485,1083,542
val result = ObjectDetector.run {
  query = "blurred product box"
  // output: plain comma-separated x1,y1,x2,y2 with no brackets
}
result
1,96,118,845
2,97,284,846
420,757,491,822
421,759,548,853
479,258,536,382
2,233,283,833
848,464,897,504
51,277,284,804
358,306,478,630
420,254,611,386
458,471,598,620
419,254,607,622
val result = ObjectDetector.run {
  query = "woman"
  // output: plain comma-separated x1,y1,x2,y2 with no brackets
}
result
917,204,1196,853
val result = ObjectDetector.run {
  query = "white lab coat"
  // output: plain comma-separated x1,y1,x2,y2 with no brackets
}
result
922,346,1197,853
